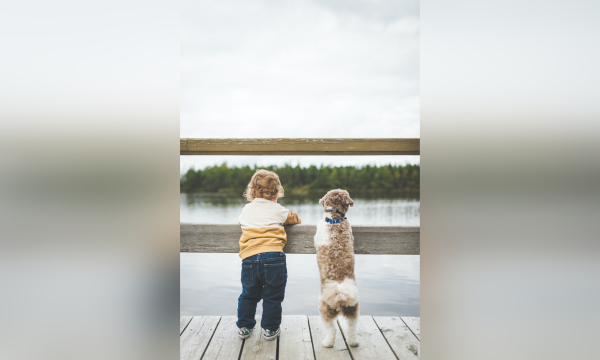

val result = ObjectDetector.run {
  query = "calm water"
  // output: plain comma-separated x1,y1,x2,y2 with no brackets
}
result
180,192,420,316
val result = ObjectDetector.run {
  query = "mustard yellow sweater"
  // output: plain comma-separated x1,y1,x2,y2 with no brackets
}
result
237,198,301,259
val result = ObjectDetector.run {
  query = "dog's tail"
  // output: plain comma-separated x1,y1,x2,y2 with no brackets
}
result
321,278,359,308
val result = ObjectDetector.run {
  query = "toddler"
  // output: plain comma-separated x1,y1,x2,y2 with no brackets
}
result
236,169,301,340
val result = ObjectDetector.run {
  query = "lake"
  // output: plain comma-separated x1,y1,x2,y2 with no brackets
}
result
180,192,420,316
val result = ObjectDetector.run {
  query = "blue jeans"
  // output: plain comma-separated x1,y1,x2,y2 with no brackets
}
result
236,252,287,331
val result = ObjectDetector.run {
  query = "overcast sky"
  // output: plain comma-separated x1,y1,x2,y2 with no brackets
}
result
181,0,419,172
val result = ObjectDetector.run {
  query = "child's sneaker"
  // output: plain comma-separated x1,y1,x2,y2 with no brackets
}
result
238,327,253,340
263,328,280,341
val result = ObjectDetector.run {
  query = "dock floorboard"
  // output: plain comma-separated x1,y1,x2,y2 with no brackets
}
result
180,315,420,360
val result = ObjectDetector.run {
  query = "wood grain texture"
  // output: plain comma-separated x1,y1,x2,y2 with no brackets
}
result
401,317,420,340
180,316,193,336
338,316,397,360
307,316,352,360
373,317,420,359
180,316,221,360
240,316,277,360
178,316,419,359
279,315,315,360
180,138,420,155
202,316,243,360
180,224,420,255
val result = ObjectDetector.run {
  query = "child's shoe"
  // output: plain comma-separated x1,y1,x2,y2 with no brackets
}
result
263,328,280,341
238,327,253,339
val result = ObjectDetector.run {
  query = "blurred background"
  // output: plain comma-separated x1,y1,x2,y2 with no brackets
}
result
1,0,599,360
0,1,180,360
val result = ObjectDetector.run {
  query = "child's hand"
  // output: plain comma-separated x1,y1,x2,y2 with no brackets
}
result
283,211,301,225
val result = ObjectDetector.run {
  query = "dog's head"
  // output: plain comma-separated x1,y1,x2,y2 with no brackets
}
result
319,189,354,218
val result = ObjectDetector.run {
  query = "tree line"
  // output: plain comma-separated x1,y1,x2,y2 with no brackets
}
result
181,163,419,193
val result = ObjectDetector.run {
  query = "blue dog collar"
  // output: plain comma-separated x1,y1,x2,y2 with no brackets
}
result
326,217,347,224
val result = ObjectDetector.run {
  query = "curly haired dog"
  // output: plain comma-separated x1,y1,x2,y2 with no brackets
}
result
314,189,359,348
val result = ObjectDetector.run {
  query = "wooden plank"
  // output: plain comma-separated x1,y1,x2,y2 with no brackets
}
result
279,315,315,360
240,315,277,360
180,316,193,336
352,226,420,255
338,316,397,360
373,317,420,359
180,224,420,255
307,316,352,360
180,316,221,360
180,138,420,155
202,316,243,360
401,317,420,340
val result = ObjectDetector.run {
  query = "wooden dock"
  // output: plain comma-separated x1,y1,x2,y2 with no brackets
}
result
180,315,420,360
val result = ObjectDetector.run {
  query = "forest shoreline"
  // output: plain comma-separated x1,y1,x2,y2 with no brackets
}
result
181,163,420,193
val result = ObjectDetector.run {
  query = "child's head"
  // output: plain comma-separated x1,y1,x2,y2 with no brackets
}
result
244,169,284,201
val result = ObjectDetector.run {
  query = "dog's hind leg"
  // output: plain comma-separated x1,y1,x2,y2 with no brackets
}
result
341,304,359,347
319,300,339,348
320,317,337,348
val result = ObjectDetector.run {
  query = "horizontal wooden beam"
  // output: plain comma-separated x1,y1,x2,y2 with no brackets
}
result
180,138,420,155
180,224,420,255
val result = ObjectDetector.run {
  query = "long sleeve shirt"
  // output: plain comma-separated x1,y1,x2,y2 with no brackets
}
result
237,198,301,259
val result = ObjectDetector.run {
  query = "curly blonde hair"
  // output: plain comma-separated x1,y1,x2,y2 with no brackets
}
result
243,169,285,201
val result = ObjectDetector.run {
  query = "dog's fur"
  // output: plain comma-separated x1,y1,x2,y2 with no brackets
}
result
314,189,359,348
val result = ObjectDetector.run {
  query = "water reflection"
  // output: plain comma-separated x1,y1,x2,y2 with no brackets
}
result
181,192,420,225
180,253,420,317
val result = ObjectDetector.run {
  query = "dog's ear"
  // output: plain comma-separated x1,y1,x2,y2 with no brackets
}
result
342,191,354,207
319,194,327,206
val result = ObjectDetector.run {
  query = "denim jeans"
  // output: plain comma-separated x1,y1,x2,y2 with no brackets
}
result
236,252,287,331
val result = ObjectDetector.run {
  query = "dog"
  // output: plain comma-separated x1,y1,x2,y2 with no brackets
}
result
314,189,359,348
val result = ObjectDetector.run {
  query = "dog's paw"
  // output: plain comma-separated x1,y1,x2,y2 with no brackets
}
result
347,339,359,347
322,338,335,348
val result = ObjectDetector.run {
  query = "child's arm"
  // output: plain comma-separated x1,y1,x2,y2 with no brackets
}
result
283,211,301,225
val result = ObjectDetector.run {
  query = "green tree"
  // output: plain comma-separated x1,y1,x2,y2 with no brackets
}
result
180,163,420,193
327,167,341,188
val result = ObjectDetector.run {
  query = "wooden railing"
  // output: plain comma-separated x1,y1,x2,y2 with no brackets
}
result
180,138,420,255
180,138,420,155
181,224,420,255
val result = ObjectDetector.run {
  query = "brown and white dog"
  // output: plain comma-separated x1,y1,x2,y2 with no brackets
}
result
314,189,359,348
